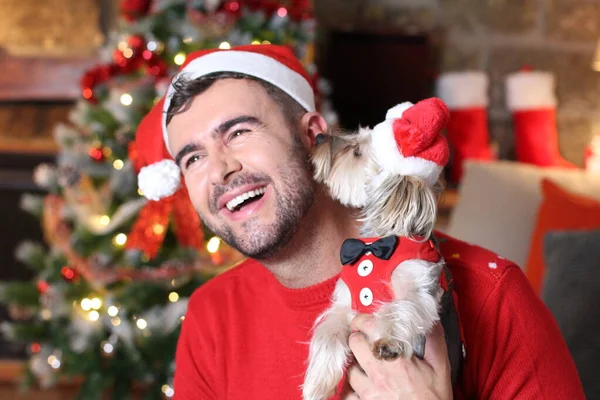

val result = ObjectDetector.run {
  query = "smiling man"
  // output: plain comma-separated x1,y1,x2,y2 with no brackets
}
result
134,44,584,400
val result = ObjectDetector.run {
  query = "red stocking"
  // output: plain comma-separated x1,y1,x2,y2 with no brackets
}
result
436,72,494,184
505,71,577,168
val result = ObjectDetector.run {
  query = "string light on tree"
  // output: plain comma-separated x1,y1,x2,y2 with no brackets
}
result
40,309,52,320
219,42,231,50
162,384,175,398
89,310,100,321
101,340,114,355
113,233,128,247
168,292,179,302
207,236,223,264
277,7,287,17
111,317,121,326
113,159,124,170
153,224,165,235
81,298,92,311
47,354,61,370
120,93,133,106
90,297,102,310
136,318,148,330
174,52,186,65
107,306,119,317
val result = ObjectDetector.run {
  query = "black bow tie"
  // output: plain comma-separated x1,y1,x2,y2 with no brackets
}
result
340,236,398,265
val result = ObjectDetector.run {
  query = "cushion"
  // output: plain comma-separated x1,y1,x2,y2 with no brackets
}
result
542,230,600,399
448,161,600,268
526,179,600,293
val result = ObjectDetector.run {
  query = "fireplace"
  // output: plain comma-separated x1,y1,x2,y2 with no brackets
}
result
318,30,435,130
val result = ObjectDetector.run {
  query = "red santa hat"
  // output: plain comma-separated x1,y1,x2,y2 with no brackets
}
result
370,98,450,186
136,44,315,201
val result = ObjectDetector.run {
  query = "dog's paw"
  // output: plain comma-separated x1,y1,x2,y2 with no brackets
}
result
373,338,407,360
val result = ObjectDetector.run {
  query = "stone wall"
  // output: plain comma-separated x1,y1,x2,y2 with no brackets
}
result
315,0,600,165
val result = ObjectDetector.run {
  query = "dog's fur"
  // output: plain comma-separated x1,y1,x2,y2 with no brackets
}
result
302,117,446,400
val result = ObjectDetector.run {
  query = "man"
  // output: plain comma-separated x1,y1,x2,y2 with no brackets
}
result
135,44,584,399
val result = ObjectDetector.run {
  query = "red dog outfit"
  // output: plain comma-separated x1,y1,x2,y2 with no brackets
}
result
339,236,441,314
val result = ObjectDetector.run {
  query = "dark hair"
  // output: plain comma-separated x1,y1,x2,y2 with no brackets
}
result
165,71,307,127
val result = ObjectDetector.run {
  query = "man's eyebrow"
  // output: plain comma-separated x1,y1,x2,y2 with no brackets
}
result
212,115,262,139
174,142,202,169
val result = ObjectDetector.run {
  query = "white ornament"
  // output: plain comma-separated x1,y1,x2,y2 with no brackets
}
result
138,160,181,201
33,163,57,189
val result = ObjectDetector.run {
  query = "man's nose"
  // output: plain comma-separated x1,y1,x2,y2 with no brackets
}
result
207,151,241,185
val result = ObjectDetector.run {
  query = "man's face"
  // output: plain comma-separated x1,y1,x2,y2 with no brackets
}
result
167,78,316,259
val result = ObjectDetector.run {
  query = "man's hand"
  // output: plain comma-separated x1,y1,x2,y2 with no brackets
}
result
344,315,452,400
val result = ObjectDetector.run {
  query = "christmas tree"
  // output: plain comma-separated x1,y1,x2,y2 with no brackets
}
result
0,1,334,398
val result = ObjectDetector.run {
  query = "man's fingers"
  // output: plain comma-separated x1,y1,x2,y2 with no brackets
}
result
347,363,370,396
348,331,377,376
423,321,450,377
350,314,377,340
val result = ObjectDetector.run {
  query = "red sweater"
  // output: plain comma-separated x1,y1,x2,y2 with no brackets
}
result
173,233,584,399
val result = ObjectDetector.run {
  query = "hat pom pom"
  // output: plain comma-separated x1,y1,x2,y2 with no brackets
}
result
385,102,414,120
138,159,181,201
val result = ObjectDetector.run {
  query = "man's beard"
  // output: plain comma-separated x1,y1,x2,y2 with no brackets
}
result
200,137,317,260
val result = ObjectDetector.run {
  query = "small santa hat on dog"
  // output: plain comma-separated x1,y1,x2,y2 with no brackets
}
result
370,98,450,186
136,44,316,201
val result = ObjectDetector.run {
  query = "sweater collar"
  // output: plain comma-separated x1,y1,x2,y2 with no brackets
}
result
251,261,340,310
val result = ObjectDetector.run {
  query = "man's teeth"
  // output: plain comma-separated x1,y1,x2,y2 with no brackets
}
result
226,187,266,211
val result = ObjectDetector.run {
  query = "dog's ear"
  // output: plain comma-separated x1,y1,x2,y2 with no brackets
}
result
310,127,373,207
310,133,334,184
325,127,373,208
360,174,442,238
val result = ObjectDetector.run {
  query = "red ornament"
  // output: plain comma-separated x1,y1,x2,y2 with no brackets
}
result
128,35,146,52
89,147,105,162
147,56,168,77
30,342,41,354
61,266,79,282
80,64,116,102
222,0,242,16
36,280,50,294
289,0,313,20
120,0,152,21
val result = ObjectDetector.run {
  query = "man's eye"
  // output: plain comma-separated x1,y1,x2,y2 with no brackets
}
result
229,129,250,140
185,154,202,170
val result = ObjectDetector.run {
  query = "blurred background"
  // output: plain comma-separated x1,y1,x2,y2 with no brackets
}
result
0,0,599,399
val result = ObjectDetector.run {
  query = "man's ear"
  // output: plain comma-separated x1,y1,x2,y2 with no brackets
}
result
299,112,329,148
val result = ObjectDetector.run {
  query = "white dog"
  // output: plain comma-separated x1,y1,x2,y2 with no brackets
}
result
302,98,451,400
